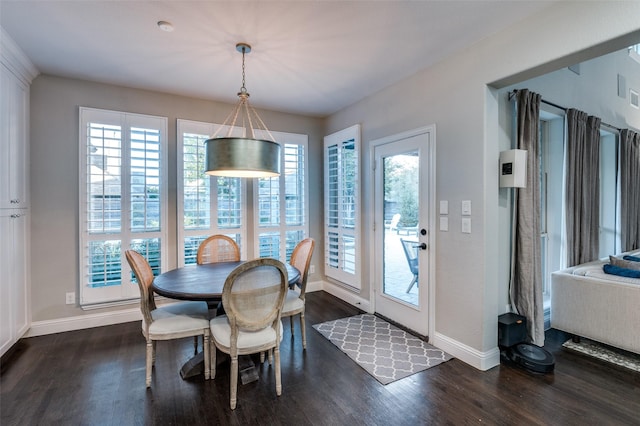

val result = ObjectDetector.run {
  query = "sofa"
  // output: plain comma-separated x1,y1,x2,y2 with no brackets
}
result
550,250,640,355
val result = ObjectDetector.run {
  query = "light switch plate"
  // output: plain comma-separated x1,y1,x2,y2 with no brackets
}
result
439,216,449,231
462,218,471,233
461,200,471,216
439,200,448,215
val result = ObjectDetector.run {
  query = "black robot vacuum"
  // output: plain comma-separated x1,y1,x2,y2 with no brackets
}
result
498,313,555,374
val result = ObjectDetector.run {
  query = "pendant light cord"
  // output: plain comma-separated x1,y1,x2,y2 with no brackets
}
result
209,42,276,142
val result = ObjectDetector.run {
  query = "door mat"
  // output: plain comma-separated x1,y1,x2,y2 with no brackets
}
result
562,338,640,372
312,314,452,384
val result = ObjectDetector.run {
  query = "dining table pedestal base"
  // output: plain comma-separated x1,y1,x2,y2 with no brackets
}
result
180,350,259,384
239,360,260,384
180,351,205,379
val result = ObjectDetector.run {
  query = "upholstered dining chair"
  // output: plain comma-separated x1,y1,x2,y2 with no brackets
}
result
281,238,315,349
209,258,288,410
125,249,211,388
196,234,240,264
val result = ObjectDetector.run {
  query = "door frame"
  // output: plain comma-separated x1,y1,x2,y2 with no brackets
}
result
369,125,436,339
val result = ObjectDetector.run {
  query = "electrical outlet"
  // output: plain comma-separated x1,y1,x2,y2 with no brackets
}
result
309,265,315,274
66,292,75,305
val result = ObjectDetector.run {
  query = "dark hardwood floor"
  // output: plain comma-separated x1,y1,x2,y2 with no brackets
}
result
2,291,639,425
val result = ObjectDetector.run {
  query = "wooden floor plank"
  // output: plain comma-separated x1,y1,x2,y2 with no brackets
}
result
2,291,639,425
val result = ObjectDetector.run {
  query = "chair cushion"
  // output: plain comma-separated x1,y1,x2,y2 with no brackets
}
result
148,302,210,336
282,289,304,314
149,303,209,336
210,315,283,349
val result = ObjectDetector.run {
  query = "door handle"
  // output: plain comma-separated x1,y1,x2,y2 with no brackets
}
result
413,242,427,250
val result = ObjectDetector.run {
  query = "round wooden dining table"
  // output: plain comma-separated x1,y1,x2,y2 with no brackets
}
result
153,260,300,303
151,260,300,380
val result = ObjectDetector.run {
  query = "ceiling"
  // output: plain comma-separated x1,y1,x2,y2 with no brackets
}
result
1,1,556,117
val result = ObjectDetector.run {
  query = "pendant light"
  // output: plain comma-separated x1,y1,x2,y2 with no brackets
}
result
204,43,281,177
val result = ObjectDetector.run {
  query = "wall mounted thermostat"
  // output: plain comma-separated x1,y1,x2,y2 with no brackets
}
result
499,149,527,188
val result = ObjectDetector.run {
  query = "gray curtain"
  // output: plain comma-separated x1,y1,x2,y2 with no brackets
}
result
565,109,601,266
511,89,544,346
620,129,640,251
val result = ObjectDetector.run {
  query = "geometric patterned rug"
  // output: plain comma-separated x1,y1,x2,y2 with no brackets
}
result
312,314,453,384
562,338,640,373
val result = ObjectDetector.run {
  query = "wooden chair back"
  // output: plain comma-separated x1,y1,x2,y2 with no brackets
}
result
222,258,288,336
124,249,156,325
196,234,240,264
289,238,315,299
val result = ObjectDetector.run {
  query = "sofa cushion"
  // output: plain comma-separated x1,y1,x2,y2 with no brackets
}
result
603,263,640,279
610,255,640,271
572,265,603,276
623,255,640,262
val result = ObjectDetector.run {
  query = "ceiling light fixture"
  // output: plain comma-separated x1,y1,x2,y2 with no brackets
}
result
157,21,174,32
204,43,281,178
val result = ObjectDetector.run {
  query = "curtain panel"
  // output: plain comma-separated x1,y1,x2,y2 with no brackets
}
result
565,109,601,267
620,129,640,251
511,89,544,346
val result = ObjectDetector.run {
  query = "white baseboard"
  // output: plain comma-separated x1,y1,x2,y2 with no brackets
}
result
306,279,324,294
320,280,371,312
318,280,499,371
25,281,498,373
25,307,142,337
24,281,353,338
431,331,500,371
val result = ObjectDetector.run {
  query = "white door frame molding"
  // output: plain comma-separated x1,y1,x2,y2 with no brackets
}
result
369,125,436,339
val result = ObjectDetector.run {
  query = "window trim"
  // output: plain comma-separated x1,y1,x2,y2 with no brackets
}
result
78,107,168,307
323,124,361,289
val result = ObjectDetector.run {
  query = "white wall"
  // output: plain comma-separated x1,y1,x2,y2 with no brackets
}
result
503,48,640,131
24,2,640,370
29,75,325,322
326,2,640,368
496,47,640,312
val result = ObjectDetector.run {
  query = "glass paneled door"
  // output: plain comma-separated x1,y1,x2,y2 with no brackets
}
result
373,128,434,337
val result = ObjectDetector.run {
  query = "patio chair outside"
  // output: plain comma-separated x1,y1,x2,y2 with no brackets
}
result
400,238,419,293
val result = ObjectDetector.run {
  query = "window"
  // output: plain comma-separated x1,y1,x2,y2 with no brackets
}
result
630,89,639,109
79,108,168,306
598,129,620,257
539,119,550,306
324,125,361,289
539,110,621,318
254,131,308,262
538,112,564,312
177,120,246,265
178,121,308,264
629,44,640,64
